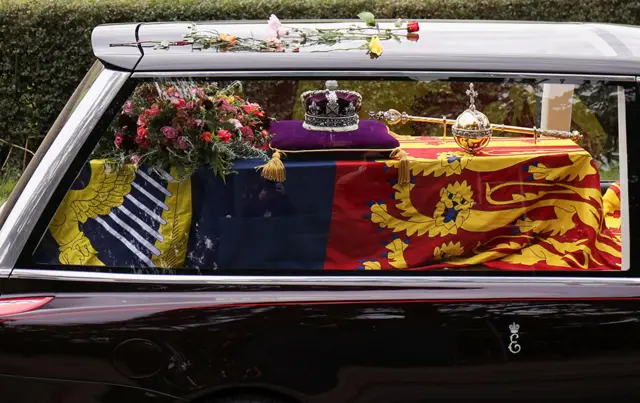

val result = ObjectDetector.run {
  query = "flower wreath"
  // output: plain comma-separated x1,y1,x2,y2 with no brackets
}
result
100,81,272,181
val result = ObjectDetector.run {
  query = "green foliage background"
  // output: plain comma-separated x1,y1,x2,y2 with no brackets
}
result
0,0,638,193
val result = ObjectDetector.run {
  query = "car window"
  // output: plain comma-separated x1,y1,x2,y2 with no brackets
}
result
22,77,633,274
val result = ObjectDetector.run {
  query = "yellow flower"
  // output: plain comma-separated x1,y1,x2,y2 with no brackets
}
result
219,33,237,44
434,241,465,260
368,36,383,58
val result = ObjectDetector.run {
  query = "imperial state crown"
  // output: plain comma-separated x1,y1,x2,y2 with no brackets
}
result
300,80,363,132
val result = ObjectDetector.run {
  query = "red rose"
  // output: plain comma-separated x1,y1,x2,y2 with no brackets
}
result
407,21,419,33
407,33,419,42
137,127,148,138
135,136,151,151
147,104,162,115
200,131,212,143
217,129,232,143
172,98,187,109
241,103,260,114
137,114,150,127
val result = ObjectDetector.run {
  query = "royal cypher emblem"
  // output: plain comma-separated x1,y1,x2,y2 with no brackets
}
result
508,322,521,354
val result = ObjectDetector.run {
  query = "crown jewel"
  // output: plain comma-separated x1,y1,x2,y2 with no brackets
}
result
509,322,520,334
301,80,362,132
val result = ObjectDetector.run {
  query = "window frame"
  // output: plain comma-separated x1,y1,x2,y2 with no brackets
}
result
4,68,639,283
0,66,133,276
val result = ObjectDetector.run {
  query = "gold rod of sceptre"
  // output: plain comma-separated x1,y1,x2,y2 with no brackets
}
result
369,109,583,142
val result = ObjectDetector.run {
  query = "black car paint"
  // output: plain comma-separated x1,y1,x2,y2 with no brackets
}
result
2,278,640,402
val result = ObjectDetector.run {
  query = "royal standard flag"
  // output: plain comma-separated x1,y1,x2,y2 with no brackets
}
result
36,137,622,272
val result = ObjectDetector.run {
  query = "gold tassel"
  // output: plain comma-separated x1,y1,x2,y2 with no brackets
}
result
256,151,286,182
390,148,410,186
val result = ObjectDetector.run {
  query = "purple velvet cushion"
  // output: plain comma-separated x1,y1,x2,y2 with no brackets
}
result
269,120,399,151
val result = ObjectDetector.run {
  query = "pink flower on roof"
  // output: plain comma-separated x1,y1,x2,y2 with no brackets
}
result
266,14,288,40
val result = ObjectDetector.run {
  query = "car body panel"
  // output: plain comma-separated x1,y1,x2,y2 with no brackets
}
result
2,279,640,402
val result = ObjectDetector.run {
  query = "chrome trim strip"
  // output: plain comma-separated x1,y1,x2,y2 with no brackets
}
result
618,86,630,271
0,61,105,234
132,70,637,82
0,268,11,278
0,69,130,272
9,269,640,286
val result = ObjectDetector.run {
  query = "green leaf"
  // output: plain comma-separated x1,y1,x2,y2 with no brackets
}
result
357,11,376,27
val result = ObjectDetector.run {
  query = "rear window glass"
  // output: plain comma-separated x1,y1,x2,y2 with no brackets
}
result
28,78,630,273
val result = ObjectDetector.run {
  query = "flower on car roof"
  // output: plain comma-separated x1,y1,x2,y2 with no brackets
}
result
266,14,289,40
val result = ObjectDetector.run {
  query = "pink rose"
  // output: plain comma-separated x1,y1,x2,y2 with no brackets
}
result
266,14,288,39
124,102,134,114
114,132,124,148
194,119,203,128
218,100,238,114
130,155,142,165
239,126,254,138
176,136,188,150
217,129,232,143
161,126,177,139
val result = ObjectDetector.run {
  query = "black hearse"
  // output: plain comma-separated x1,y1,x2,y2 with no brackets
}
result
0,17,639,403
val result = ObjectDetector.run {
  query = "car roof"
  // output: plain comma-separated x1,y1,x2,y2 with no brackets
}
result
92,19,640,77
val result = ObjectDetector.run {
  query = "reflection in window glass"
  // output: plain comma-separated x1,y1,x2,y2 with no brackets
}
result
32,78,628,273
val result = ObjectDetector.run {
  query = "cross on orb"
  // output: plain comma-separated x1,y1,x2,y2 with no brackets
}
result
466,83,478,110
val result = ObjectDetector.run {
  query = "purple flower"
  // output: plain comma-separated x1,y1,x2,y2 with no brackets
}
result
161,126,177,139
